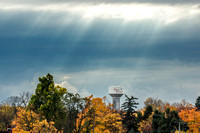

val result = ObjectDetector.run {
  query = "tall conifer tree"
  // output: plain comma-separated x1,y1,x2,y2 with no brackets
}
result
121,95,139,132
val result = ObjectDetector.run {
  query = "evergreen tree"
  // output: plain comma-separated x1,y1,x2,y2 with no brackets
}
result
121,95,139,132
195,96,200,111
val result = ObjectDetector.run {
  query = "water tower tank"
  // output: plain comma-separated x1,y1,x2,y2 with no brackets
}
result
109,86,124,110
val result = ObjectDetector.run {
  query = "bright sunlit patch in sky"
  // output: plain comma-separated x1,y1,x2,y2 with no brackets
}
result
1,3,200,24
81,4,200,24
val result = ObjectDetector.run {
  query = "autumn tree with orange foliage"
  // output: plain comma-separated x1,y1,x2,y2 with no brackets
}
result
179,107,200,133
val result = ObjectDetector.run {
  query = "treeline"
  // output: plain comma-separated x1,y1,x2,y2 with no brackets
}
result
0,73,200,133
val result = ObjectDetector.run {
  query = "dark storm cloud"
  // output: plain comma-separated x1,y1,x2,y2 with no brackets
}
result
0,3,200,86
1,10,200,76
1,0,200,105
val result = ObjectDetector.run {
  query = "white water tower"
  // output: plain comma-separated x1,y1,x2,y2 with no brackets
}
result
109,86,124,110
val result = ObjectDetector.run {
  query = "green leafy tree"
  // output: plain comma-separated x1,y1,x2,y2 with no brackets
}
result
63,92,84,133
142,105,153,120
121,95,139,132
152,110,165,133
138,105,153,133
28,73,67,131
152,108,188,133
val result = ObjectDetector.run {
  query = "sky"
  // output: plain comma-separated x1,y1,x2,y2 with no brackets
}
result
0,0,200,107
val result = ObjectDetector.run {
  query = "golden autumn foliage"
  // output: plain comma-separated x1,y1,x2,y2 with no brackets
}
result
12,107,39,131
33,119,57,133
0,104,15,131
76,95,123,133
101,112,123,133
179,107,200,133
12,107,57,133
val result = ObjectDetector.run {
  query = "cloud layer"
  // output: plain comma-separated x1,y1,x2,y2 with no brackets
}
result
2,0,200,5
0,0,200,107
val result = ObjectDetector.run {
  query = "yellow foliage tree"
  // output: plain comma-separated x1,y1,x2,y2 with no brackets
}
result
0,104,15,131
101,112,122,133
12,108,57,133
76,95,123,133
33,119,57,133
179,107,200,133
12,107,39,132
